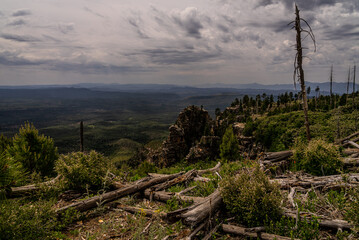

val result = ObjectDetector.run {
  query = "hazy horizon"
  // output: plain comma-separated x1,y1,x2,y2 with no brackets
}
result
0,0,358,86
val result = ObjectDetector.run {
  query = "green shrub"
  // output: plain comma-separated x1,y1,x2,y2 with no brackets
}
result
0,153,26,197
6,122,58,177
0,135,11,154
220,166,282,227
292,139,342,176
55,151,111,191
219,126,240,162
0,199,78,240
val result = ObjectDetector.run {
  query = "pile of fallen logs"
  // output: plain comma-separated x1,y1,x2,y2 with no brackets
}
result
8,137,359,239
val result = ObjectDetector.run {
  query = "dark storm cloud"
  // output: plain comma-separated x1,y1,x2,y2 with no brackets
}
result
172,8,204,39
134,48,220,65
0,52,46,66
324,24,359,40
7,19,26,26
128,16,150,39
12,9,32,17
0,51,153,74
1,33,40,42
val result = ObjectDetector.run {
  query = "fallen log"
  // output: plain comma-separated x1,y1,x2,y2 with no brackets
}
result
197,162,221,175
180,189,223,227
342,158,359,167
222,224,298,240
272,173,359,189
56,172,183,213
9,175,61,197
264,150,293,162
336,131,359,144
345,141,359,149
342,148,359,156
202,222,222,240
143,189,204,204
151,170,197,192
117,205,167,218
282,208,353,230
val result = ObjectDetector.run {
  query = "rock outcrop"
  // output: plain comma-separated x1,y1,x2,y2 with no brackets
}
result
148,106,214,167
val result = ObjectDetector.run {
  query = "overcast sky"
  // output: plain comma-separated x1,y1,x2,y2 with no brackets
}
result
0,0,358,86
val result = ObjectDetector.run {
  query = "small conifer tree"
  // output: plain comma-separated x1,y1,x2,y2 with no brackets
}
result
6,122,58,177
220,125,240,162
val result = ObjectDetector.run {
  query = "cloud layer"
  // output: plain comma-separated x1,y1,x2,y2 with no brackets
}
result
0,0,358,85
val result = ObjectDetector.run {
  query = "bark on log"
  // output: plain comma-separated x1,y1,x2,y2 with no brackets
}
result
272,173,359,189
143,189,204,204
197,162,221,175
264,150,293,162
336,131,359,144
282,208,353,230
222,224,298,240
56,173,183,213
151,170,197,192
180,189,222,227
345,141,359,149
9,175,61,197
342,148,359,156
342,158,359,167
117,205,167,218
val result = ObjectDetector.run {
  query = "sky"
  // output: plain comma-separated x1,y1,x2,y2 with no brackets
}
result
0,0,358,86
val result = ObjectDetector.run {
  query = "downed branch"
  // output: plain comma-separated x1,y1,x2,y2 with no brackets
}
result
336,131,359,144
197,162,221,175
9,175,61,197
282,207,353,231
56,172,183,213
143,189,204,204
264,150,293,162
176,189,222,227
272,172,359,189
117,205,167,218
222,224,298,240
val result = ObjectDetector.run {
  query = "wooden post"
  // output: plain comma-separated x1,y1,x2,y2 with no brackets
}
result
80,121,84,152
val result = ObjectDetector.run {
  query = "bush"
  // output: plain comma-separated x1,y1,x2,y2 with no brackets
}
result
0,153,26,197
6,123,58,177
292,139,342,176
219,126,240,162
219,166,282,227
55,151,111,191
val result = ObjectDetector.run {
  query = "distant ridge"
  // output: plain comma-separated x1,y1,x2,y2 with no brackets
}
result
0,81,357,95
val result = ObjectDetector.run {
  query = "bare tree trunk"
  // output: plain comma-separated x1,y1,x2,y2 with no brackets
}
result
80,121,84,152
294,5,311,141
347,66,351,104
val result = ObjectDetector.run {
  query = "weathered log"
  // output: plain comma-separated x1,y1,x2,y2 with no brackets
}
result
222,224,298,240
336,131,359,144
56,173,183,213
9,175,61,197
143,189,204,204
151,170,197,192
264,150,293,162
186,220,208,240
178,186,197,195
343,137,359,147
117,205,166,218
272,173,359,189
282,208,353,230
345,140,359,149
193,176,212,182
342,148,359,156
180,189,222,227
197,162,221,175
342,157,359,167
202,222,222,240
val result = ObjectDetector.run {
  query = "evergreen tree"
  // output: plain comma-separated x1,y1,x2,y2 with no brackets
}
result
219,126,240,162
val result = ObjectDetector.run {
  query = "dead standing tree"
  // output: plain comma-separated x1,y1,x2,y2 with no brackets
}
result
290,4,316,142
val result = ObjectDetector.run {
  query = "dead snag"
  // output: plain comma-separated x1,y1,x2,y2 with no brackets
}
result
56,172,183,213
290,4,316,141
222,224,298,240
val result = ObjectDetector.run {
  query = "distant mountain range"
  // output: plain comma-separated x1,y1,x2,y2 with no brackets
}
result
1,81,357,96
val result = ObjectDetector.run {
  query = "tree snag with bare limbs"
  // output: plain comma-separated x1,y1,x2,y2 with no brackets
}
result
290,4,316,142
